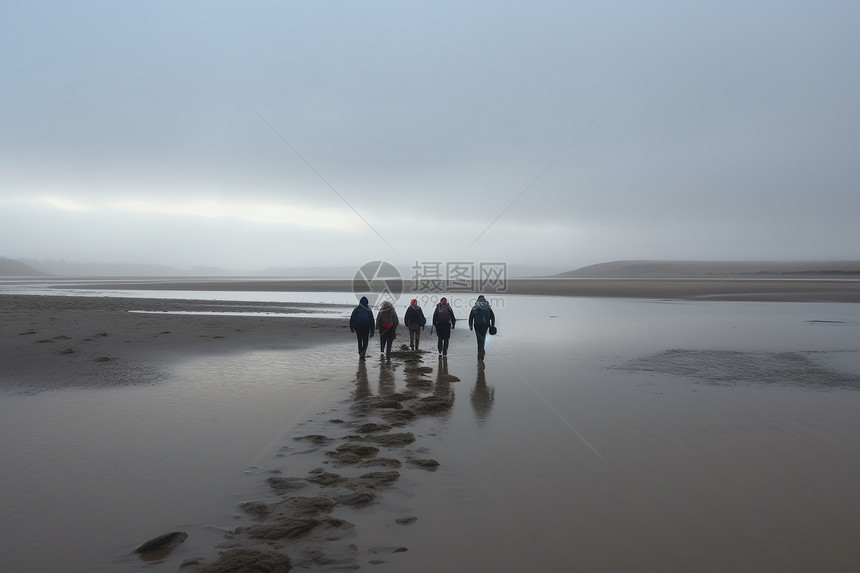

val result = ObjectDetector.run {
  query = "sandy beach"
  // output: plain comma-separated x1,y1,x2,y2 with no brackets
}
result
0,294,346,392
3,285,860,572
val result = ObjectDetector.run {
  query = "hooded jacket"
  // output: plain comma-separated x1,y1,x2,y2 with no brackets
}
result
350,296,375,331
376,301,399,331
433,301,456,330
468,295,495,329
404,302,426,329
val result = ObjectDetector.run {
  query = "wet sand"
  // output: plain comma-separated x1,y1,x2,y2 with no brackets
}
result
0,294,346,392
3,289,860,571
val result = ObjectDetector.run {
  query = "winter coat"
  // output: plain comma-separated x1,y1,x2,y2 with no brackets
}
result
468,296,495,329
350,296,375,331
376,302,399,332
404,305,426,331
432,303,456,332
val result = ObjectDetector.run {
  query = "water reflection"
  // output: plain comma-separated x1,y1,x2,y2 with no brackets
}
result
471,362,495,423
353,361,370,400
435,357,455,401
378,357,396,396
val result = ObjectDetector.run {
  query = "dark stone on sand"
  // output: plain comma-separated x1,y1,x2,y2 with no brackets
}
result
274,496,335,516
363,397,403,409
239,501,272,519
294,434,333,445
334,492,376,507
413,396,453,413
328,443,379,458
305,471,345,486
326,452,363,465
359,471,400,485
19,330,37,335
405,377,433,388
355,457,401,469
94,356,112,362
134,531,188,554
267,476,309,491
382,409,416,424
389,350,421,359
367,432,416,446
369,545,408,554
404,365,433,374
59,347,76,354
406,458,440,470
396,516,418,525
194,548,292,572
247,517,320,540
356,422,391,433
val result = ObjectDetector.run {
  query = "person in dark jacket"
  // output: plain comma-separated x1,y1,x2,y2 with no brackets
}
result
432,297,456,357
403,298,427,351
349,296,375,360
376,300,399,358
468,295,496,361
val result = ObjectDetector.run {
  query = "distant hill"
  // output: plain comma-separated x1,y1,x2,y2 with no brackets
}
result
555,260,860,279
21,260,192,277
0,257,47,276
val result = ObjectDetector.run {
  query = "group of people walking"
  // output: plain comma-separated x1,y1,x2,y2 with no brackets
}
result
349,296,496,360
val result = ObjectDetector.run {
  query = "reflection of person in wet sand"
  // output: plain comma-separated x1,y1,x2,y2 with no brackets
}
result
353,360,370,400
435,357,454,401
378,358,395,396
471,363,495,422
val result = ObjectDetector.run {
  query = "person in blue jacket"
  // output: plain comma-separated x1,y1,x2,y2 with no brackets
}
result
468,295,496,361
349,296,375,360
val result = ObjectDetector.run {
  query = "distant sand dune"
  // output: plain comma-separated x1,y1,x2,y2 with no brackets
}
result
556,260,860,279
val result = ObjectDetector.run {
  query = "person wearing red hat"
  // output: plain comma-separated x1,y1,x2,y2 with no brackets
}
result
403,298,427,351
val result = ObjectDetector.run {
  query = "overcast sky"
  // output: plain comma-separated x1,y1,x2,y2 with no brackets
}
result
2,1,858,273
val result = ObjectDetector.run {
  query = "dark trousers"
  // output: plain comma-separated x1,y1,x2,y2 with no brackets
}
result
474,325,489,359
437,336,449,355
436,325,451,355
355,328,370,357
380,328,396,356
408,325,421,349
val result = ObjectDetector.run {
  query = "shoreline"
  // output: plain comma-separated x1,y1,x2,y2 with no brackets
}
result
3,277,858,392
11,277,859,303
